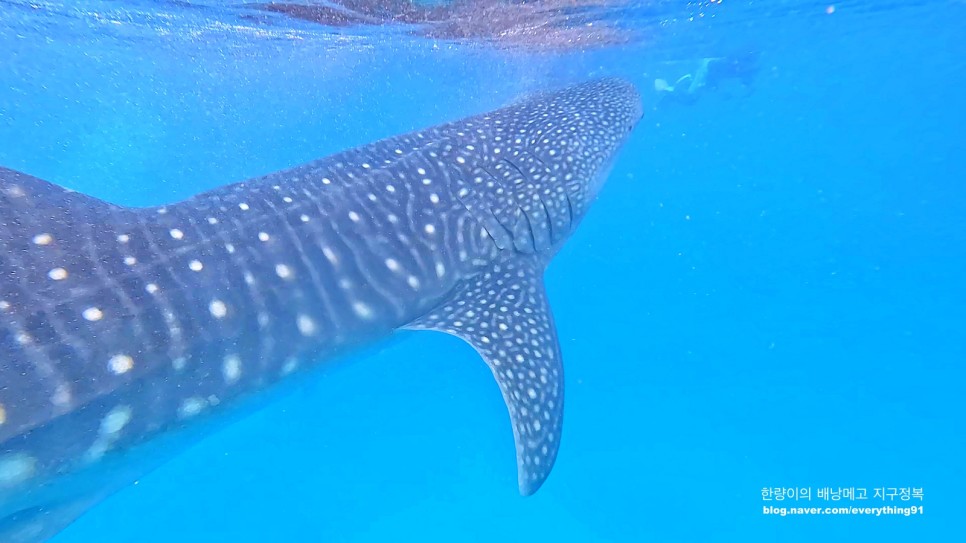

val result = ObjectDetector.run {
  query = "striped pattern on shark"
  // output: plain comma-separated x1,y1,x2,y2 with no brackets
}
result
0,77,642,541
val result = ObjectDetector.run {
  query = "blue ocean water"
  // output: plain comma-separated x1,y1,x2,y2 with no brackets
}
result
1,0,963,541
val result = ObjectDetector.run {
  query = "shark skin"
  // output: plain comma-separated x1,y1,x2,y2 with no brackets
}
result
0,78,643,541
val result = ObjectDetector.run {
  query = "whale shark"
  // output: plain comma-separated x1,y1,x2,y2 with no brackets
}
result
0,77,642,541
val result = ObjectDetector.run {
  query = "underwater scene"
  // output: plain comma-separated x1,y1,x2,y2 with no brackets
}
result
0,0,962,541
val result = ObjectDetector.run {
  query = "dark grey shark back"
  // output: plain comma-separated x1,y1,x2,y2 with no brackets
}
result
0,78,642,541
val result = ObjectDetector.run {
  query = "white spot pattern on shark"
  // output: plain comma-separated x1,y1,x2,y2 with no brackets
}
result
0,78,642,541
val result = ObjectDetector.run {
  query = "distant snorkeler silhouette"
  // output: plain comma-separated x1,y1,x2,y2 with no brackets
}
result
654,49,760,105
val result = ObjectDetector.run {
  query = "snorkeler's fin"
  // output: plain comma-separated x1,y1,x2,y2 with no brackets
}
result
405,256,564,496
673,73,694,88
654,78,673,92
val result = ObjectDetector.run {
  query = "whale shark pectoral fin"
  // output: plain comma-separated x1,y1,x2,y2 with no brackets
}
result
405,256,564,496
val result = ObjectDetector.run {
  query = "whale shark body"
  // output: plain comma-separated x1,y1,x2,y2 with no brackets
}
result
0,78,642,541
